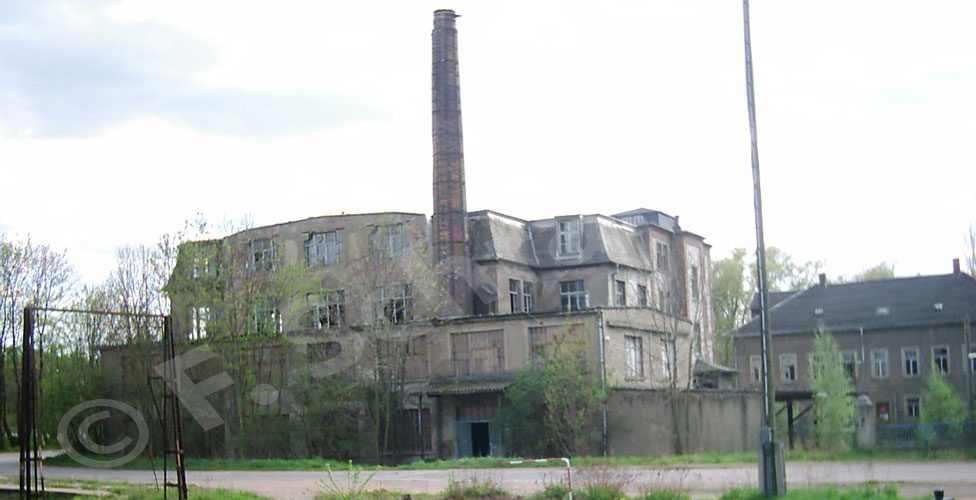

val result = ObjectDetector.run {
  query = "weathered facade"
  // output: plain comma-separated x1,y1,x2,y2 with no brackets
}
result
730,264,976,425
152,9,726,460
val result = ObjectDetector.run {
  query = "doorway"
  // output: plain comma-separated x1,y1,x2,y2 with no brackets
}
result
470,422,490,457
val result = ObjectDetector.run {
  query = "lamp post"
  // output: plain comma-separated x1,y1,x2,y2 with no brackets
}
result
742,0,785,496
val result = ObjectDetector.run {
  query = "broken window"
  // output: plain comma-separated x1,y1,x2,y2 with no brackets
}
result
378,284,412,324
637,285,648,307
306,231,341,267
307,291,345,329
690,265,700,302
451,330,504,376
248,238,276,272
557,218,581,257
559,280,586,312
249,298,282,335
842,350,857,380
661,338,674,380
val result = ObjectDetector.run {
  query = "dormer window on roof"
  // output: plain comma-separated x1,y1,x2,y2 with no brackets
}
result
557,218,581,257
876,306,890,316
814,307,824,316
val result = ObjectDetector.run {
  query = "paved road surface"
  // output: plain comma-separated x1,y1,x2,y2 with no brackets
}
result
1,453,973,499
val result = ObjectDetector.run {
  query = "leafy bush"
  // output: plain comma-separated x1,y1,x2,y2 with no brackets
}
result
807,327,854,452
443,475,510,500
318,461,378,500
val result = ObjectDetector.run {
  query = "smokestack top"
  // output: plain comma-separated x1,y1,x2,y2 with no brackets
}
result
434,9,458,24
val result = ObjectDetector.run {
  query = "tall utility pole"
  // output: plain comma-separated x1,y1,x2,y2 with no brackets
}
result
741,0,785,496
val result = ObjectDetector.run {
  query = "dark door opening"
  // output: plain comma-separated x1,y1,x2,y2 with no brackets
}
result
470,422,490,457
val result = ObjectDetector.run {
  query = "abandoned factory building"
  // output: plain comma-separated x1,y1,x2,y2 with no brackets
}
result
151,10,729,460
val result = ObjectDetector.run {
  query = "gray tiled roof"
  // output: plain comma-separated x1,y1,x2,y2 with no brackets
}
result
733,273,976,336
467,211,652,270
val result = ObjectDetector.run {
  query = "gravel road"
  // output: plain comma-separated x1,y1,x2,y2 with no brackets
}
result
1,453,973,499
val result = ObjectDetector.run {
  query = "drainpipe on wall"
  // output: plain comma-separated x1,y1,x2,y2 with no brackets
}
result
597,308,608,456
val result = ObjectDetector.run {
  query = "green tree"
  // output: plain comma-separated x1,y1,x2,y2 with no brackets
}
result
835,262,897,284
751,247,824,293
921,368,965,424
807,326,854,452
499,347,606,457
712,248,748,366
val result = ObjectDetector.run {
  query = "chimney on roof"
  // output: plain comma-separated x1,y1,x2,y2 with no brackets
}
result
953,258,961,274
818,273,827,287
431,9,470,315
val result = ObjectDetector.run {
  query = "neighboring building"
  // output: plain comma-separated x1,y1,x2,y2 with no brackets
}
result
730,262,976,425
152,9,719,460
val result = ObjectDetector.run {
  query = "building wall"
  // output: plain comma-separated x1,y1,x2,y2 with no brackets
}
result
608,389,763,455
733,323,976,423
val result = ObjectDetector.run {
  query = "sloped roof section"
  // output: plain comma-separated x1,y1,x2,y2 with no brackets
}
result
733,273,976,336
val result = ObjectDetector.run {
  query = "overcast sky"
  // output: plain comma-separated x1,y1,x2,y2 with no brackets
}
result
1,0,974,285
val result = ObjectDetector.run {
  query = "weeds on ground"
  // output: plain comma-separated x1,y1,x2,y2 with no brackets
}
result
443,473,510,500
532,484,569,500
718,484,906,500
575,464,632,500
318,461,379,500
633,492,689,500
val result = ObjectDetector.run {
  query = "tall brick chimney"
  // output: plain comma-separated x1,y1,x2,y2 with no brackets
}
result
432,9,470,315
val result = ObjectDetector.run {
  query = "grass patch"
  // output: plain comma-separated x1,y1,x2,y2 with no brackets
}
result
718,484,915,500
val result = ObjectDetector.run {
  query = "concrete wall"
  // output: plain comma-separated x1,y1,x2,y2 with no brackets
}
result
607,389,764,455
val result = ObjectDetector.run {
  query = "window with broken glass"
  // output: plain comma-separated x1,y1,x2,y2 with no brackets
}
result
190,306,210,340
522,282,534,313
637,285,648,307
248,299,282,335
625,335,644,379
247,238,276,272
378,284,412,324
306,231,341,267
614,279,626,306
509,279,521,313
307,290,345,329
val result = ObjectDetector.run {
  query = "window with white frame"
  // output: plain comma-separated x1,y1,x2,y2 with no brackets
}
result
902,347,919,377
559,280,586,312
248,238,276,272
378,284,412,324
780,353,797,382
750,355,762,384
614,280,626,306
637,285,648,307
871,349,889,378
191,254,216,279
522,282,534,313
308,291,345,329
905,395,921,419
625,335,644,379
306,231,341,267
509,279,521,313
557,218,581,257
933,345,950,374
190,306,210,340
377,223,406,258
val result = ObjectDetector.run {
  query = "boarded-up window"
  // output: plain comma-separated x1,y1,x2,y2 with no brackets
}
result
528,324,584,357
405,335,429,379
452,330,505,376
